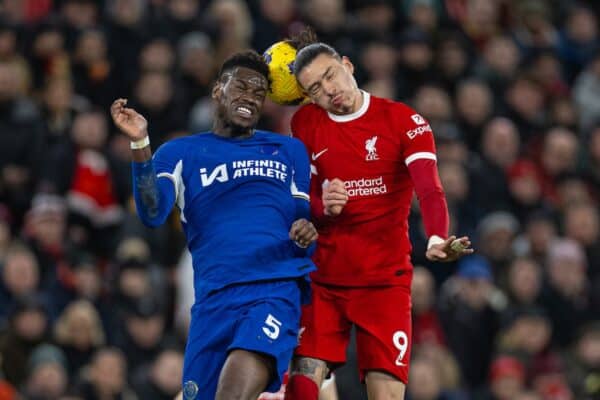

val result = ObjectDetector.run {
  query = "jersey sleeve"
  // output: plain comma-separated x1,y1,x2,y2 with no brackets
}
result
131,140,183,228
397,106,449,240
291,106,330,224
398,108,437,166
288,138,310,220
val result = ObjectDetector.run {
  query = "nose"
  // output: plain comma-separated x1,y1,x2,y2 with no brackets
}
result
322,80,336,96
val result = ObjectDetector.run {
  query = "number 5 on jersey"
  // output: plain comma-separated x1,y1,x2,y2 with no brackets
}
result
263,314,282,340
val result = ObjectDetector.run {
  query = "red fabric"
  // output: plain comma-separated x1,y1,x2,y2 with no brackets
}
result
413,310,446,347
292,94,446,287
408,159,449,238
296,282,412,384
70,150,118,209
284,375,319,400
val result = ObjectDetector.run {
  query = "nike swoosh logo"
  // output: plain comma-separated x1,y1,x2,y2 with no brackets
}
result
312,148,328,160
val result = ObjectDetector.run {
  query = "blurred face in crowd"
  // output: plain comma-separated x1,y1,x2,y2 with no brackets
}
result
408,2,437,32
481,118,519,168
456,80,493,126
526,218,556,255
506,78,544,120
438,162,468,203
59,301,102,350
44,78,73,113
135,72,173,111
400,41,432,71
91,349,127,395
0,62,18,102
437,37,468,78
548,254,586,297
73,265,101,300
75,30,107,65
71,111,108,150
509,167,542,206
27,362,68,399
355,3,395,34
556,178,591,210
180,36,215,85
515,316,551,354
491,374,523,400
119,267,150,299
466,0,500,28
531,53,563,90
126,314,165,348
0,29,17,58
564,203,599,246
260,0,295,25
588,126,600,163
361,41,397,80
297,53,362,115
14,309,47,341
566,7,597,43
168,0,200,21
151,350,184,396
33,29,64,58
458,276,492,310
411,267,435,315
514,392,542,400
508,258,541,304
140,39,174,73
111,0,144,26
408,358,442,400
414,85,453,122
550,98,578,129
541,128,578,177
484,36,520,77
576,329,600,367
62,0,98,29
2,248,39,296
305,0,344,31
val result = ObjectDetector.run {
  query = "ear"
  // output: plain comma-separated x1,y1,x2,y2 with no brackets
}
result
341,56,354,75
212,80,223,101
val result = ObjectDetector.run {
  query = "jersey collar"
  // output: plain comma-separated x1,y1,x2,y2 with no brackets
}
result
327,90,370,122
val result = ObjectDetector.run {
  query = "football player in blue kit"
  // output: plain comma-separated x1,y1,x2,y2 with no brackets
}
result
110,50,318,400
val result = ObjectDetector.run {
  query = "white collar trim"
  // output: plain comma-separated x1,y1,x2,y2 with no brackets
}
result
327,90,370,122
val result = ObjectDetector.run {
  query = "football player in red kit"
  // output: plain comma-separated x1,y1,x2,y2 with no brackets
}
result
283,38,474,400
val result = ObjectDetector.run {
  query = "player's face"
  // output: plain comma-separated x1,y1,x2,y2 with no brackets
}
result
297,53,361,115
214,67,268,130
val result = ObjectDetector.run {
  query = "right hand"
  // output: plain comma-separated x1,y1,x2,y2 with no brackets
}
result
110,98,148,141
323,178,348,216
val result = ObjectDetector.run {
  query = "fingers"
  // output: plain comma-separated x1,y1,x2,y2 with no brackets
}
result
426,247,447,261
289,219,318,247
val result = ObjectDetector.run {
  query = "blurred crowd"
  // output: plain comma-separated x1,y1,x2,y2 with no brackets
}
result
0,0,599,399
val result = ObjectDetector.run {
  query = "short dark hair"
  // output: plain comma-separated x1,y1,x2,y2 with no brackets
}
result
293,42,341,77
218,50,269,84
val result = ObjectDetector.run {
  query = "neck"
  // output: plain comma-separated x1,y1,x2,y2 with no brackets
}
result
350,89,364,114
212,119,254,139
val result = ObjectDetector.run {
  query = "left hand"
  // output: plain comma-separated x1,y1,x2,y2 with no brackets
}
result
426,235,473,262
289,218,318,248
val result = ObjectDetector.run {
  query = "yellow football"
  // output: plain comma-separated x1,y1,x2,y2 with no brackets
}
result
263,41,308,105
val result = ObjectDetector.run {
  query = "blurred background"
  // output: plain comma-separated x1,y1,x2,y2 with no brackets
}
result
0,0,598,399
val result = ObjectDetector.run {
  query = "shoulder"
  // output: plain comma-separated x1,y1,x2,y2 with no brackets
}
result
154,132,210,158
291,104,323,135
255,130,306,149
370,95,418,121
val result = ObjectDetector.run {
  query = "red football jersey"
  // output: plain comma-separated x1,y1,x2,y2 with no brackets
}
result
291,92,438,287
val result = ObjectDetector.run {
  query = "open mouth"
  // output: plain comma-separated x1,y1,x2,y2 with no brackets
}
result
235,105,254,118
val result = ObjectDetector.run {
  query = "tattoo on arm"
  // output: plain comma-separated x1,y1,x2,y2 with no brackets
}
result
135,165,159,218
292,357,329,382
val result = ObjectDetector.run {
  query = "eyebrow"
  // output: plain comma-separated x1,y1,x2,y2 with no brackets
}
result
307,66,332,93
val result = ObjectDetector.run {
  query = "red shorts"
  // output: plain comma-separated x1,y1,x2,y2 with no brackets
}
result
295,282,412,383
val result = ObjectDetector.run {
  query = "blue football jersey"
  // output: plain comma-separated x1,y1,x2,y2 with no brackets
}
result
131,131,316,298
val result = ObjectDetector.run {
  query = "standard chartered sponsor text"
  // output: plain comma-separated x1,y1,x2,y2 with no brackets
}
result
344,176,387,197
